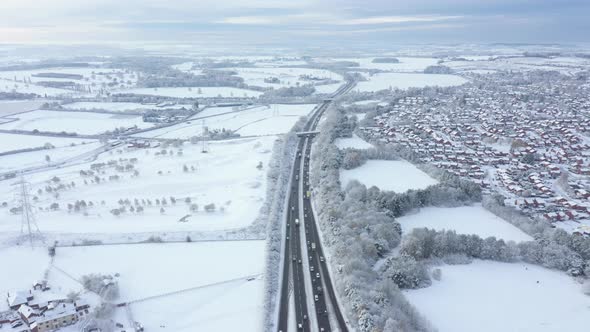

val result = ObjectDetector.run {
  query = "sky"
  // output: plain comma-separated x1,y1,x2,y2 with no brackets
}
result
0,0,588,46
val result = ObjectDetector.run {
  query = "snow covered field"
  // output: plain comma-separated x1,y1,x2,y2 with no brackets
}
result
0,79,76,97
62,101,191,112
118,86,263,98
0,100,46,116
0,67,138,96
0,110,153,134
54,241,265,331
0,141,102,174
355,73,468,92
341,57,440,72
141,104,315,139
398,204,532,242
0,133,95,154
334,134,373,150
405,260,590,332
0,137,276,234
444,56,590,75
340,160,438,192
231,67,342,89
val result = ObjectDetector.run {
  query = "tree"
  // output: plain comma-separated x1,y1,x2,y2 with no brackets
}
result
432,268,442,281
45,155,51,164
49,203,59,211
190,203,199,212
204,203,216,212
160,207,165,214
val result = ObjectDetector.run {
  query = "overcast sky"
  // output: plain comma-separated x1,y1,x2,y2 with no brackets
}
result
0,0,588,45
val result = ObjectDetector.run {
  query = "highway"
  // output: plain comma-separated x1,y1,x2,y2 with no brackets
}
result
277,81,354,332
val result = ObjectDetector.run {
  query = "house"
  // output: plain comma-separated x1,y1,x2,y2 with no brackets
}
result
30,302,79,332
7,290,33,310
18,304,38,325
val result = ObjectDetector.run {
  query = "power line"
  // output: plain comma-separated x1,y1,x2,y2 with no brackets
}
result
201,120,209,153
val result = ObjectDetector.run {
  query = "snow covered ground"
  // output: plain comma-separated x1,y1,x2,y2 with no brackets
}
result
355,73,468,92
398,204,532,242
340,160,438,192
313,83,343,94
0,246,51,312
54,241,265,332
0,110,153,135
0,137,275,235
405,260,590,332
140,104,315,139
334,134,373,150
117,86,263,98
0,133,95,154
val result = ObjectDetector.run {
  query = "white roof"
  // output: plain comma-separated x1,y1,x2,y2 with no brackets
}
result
35,302,77,324
7,290,30,307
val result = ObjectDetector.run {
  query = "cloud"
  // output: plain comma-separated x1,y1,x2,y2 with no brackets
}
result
0,0,588,44
218,14,462,26
334,15,463,25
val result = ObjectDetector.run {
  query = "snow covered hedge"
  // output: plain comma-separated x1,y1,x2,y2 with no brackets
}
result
310,106,434,332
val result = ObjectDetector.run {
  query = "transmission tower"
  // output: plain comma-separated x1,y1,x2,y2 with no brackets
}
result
14,177,43,247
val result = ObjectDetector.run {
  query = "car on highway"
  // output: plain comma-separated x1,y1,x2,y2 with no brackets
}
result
298,323,303,330
310,266,314,272
314,294,319,302
316,272,320,279
320,256,324,262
